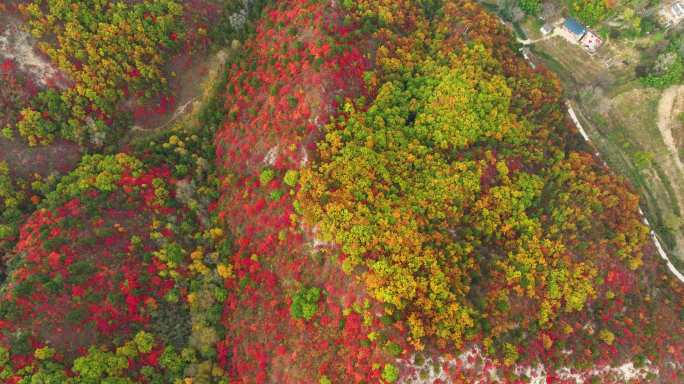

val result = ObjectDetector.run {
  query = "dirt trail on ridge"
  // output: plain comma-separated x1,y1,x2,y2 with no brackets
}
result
657,85,684,174
656,85,684,259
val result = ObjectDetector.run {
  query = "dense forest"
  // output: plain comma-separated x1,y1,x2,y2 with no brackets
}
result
0,0,682,383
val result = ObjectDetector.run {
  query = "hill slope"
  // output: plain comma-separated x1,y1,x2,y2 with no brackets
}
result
0,0,681,383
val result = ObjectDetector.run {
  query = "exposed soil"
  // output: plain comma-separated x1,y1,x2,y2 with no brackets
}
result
662,86,684,161
0,9,80,178
0,136,81,178
655,85,684,258
657,86,684,171
535,37,612,86
118,48,229,149
0,11,69,88
126,48,228,132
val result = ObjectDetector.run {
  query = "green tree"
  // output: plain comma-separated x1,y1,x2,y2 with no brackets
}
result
290,286,321,320
518,0,540,15
381,363,399,383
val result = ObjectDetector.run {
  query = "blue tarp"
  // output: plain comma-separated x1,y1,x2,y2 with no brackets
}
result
563,18,586,36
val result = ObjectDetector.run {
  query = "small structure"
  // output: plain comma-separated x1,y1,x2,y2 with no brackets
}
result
519,47,536,69
660,1,684,26
561,18,586,42
540,23,554,36
673,2,684,19
557,18,603,53
579,30,602,53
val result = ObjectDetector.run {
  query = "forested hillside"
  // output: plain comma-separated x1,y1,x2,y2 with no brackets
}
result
0,0,682,383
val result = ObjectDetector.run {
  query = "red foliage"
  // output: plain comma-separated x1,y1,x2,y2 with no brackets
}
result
1,59,15,73
212,1,407,382
0,167,181,360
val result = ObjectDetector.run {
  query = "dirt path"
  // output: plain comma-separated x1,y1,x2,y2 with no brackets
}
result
654,85,684,263
657,85,684,175
517,29,558,46
121,49,229,144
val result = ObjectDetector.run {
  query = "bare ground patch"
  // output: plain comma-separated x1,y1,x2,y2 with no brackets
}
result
0,8,80,178
0,136,81,178
654,85,684,261
0,11,69,88
125,49,228,132
535,37,608,86
657,85,684,166
662,86,684,161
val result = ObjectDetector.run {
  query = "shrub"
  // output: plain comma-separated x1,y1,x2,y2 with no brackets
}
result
1,126,12,139
599,329,615,345
381,363,399,383
160,346,185,374
34,346,55,360
283,169,299,187
384,342,402,357
569,0,609,25
518,0,540,15
134,331,155,354
640,56,683,89
259,168,276,186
